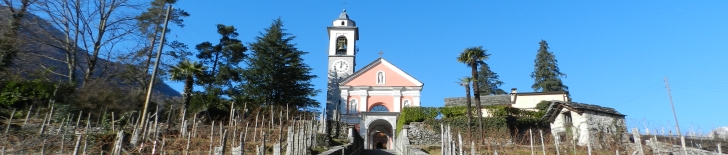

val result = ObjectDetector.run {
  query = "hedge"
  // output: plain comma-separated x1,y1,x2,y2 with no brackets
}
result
396,106,439,133
440,106,467,118
397,106,549,139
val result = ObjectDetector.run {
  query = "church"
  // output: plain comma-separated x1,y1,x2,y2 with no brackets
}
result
325,10,424,150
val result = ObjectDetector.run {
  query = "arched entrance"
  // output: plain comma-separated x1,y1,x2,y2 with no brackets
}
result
367,119,393,149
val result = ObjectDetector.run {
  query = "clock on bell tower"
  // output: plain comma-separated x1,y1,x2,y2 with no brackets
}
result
326,9,358,117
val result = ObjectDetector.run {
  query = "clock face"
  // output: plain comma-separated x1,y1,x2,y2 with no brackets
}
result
332,60,349,73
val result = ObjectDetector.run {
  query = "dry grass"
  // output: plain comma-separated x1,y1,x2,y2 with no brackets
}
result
0,106,331,155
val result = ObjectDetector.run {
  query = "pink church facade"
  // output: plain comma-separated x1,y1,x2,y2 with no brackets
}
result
325,10,423,150
338,58,423,150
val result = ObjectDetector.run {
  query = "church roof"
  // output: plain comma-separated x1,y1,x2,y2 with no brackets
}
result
542,101,625,122
340,58,423,86
444,95,511,107
338,9,349,20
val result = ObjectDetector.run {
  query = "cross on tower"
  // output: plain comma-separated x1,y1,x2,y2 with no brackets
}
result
378,51,384,58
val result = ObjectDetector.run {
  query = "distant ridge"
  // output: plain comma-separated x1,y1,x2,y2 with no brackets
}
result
0,6,181,98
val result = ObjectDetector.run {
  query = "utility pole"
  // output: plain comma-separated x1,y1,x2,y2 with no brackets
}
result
664,77,687,154
139,5,173,133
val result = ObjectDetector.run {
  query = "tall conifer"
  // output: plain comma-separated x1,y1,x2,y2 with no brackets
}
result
531,40,568,92
477,63,506,95
242,18,319,108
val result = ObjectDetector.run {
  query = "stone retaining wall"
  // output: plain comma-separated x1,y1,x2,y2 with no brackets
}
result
407,122,441,145
396,125,433,155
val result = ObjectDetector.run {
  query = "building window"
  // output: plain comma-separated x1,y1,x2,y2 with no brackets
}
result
563,112,572,126
370,105,389,112
349,99,358,114
376,71,385,85
403,100,411,107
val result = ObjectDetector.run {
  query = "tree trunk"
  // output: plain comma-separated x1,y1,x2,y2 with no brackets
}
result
0,0,33,68
471,63,483,141
184,75,193,110
464,83,472,139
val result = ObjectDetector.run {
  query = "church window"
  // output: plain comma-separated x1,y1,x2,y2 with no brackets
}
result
349,99,358,114
403,100,411,107
370,105,389,112
341,21,345,25
376,71,385,85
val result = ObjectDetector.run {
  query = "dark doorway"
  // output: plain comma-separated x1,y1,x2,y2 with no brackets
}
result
373,132,388,149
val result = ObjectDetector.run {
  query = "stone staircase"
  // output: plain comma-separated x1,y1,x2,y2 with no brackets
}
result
362,149,396,155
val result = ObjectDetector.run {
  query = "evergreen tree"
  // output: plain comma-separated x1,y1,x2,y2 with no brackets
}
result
135,0,190,83
242,18,319,108
195,24,247,97
477,63,506,95
531,40,568,92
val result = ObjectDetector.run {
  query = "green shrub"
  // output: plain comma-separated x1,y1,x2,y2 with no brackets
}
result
397,106,549,139
0,80,73,108
396,106,439,133
424,116,510,133
536,101,551,111
440,106,467,118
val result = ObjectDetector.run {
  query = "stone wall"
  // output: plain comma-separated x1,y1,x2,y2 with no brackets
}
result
579,110,627,147
550,109,627,147
406,122,441,145
327,120,349,138
395,125,430,155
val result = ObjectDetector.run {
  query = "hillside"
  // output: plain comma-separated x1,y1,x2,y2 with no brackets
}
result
0,6,181,98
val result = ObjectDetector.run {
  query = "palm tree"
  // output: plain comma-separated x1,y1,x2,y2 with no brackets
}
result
457,46,490,140
458,76,473,139
169,59,207,115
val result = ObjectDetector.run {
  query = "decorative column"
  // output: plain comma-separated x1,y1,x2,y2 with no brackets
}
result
358,87,369,112
412,94,421,107
391,118,397,149
340,89,349,114
347,125,354,142
392,87,402,112
362,118,369,149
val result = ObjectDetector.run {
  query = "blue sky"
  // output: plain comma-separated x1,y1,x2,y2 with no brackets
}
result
165,1,728,134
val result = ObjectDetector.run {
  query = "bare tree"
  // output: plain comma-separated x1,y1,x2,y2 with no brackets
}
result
28,0,138,84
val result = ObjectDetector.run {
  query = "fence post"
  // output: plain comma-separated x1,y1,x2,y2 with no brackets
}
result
5,108,15,134
539,130,546,155
717,143,722,154
555,136,561,155
441,124,444,155
530,129,535,155
631,128,643,155
459,132,463,155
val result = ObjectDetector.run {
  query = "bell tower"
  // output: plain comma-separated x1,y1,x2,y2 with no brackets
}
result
326,9,358,117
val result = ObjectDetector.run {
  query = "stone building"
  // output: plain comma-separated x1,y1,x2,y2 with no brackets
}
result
542,101,627,147
443,88,569,116
443,89,626,147
509,88,569,111
324,10,424,150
